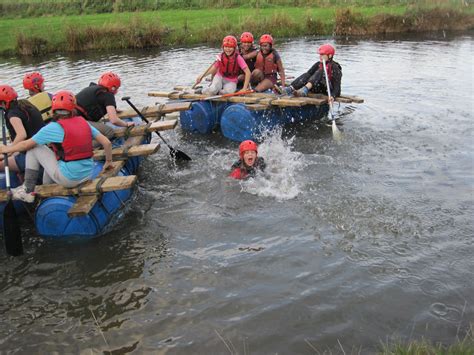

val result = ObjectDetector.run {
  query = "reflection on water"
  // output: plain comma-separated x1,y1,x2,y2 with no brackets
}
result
0,32,473,353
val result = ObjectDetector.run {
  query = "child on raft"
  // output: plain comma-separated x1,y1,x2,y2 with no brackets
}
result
0,90,113,203
229,140,266,180
284,44,342,101
251,34,286,92
23,71,54,121
195,35,251,95
237,32,258,87
0,85,45,173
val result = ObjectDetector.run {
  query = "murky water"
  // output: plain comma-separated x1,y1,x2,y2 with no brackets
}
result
0,32,473,353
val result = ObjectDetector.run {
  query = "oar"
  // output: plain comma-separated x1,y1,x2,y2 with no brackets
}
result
322,58,342,141
0,108,23,256
121,97,192,162
193,59,218,90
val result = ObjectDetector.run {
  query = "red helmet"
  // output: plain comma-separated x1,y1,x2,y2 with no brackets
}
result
0,85,18,110
240,32,254,43
239,140,258,158
98,71,121,94
51,90,76,112
23,72,44,93
318,44,335,56
259,34,273,46
222,35,238,48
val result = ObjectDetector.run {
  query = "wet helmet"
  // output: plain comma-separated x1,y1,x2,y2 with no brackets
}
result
240,32,254,43
51,90,76,112
98,71,121,94
318,44,335,57
23,72,44,93
0,85,18,110
239,140,258,158
259,34,273,46
222,35,238,48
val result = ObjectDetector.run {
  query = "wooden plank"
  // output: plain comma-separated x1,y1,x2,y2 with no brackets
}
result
36,176,137,198
0,176,138,201
113,120,177,137
93,143,160,160
113,102,192,120
340,95,364,103
67,195,99,217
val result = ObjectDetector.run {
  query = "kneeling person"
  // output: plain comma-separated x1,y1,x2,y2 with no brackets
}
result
229,140,266,180
0,90,113,203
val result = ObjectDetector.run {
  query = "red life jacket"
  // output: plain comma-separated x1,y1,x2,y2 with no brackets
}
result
255,50,278,75
319,61,333,82
219,52,240,79
229,167,248,180
52,116,94,162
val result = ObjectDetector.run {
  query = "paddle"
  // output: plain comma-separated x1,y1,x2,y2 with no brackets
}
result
121,97,192,162
0,108,23,256
322,58,342,141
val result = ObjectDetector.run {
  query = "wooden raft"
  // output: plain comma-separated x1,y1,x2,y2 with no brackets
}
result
149,89,364,111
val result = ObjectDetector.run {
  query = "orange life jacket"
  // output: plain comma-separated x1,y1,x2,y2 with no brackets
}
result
52,116,93,162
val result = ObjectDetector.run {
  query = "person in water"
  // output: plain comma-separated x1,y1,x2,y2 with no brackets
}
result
0,90,113,203
0,85,45,173
251,34,286,92
195,35,251,95
76,71,134,140
237,32,258,87
284,43,342,101
229,140,266,180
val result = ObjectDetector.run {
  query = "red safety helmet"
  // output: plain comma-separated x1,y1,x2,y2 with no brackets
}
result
51,90,76,112
0,85,18,110
222,35,238,48
240,32,254,43
318,44,335,57
23,72,44,93
98,71,121,94
259,34,273,46
239,140,258,158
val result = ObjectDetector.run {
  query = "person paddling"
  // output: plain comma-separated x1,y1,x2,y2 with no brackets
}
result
0,90,113,203
195,35,251,95
284,44,342,101
237,32,258,88
229,140,266,180
76,71,133,140
251,34,286,92
0,85,45,173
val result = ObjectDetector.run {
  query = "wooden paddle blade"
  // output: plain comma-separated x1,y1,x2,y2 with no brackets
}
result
170,148,192,161
3,200,23,256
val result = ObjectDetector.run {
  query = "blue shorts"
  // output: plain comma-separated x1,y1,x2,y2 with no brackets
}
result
14,152,26,173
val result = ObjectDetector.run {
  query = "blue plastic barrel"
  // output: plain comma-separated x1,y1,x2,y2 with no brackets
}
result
180,101,228,134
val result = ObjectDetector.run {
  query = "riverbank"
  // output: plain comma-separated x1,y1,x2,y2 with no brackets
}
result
1,4,473,57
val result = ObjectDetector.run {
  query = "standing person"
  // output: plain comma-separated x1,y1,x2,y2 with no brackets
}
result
229,140,266,180
237,32,258,87
23,72,53,121
195,35,251,95
251,34,286,92
0,85,45,173
76,71,133,140
284,44,342,101
0,90,113,203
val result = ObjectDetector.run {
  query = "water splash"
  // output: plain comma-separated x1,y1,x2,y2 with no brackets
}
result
240,128,304,200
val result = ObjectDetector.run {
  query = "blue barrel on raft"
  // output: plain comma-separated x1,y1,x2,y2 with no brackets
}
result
179,101,229,134
220,103,329,142
34,155,141,239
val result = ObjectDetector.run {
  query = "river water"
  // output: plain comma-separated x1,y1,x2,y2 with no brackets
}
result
0,32,473,353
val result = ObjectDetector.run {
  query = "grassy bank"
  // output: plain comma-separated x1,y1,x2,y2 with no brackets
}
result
1,4,473,56
0,0,470,18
